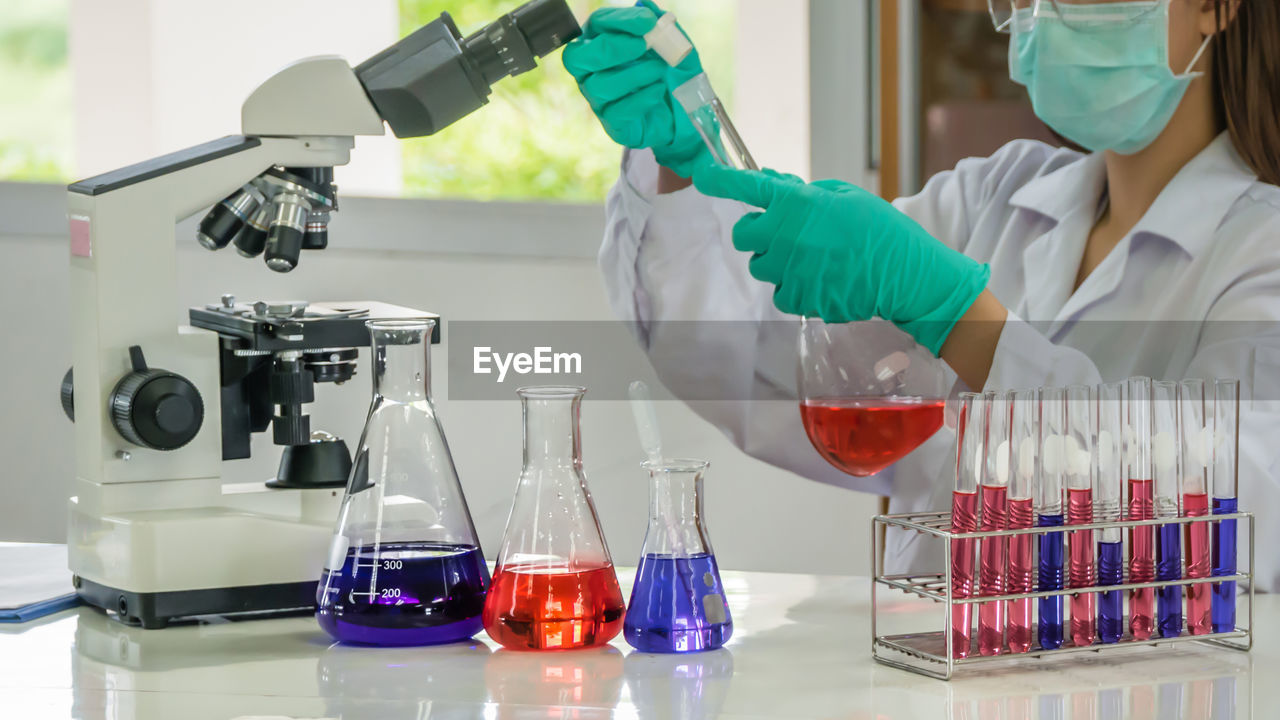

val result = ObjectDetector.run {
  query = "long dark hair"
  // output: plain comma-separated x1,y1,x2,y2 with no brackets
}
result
1214,0,1280,185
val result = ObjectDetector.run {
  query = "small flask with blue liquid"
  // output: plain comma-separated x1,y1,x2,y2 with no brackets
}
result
624,459,733,653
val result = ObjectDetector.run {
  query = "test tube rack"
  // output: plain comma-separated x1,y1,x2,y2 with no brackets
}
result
870,510,1254,681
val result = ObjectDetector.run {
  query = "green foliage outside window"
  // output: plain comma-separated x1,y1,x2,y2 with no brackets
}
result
0,0,72,182
399,0,736,202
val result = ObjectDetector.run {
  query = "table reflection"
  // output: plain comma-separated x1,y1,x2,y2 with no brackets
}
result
624,649,734,720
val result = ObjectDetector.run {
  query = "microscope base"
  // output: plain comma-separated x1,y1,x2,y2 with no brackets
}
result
75,576,316,629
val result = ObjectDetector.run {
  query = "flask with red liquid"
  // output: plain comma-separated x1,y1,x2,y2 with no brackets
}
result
798,319,947,477
950,392,985,659
1178,379,1212,635
483,387,626,651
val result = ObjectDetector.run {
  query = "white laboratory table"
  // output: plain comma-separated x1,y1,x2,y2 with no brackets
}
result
0,569,1273,719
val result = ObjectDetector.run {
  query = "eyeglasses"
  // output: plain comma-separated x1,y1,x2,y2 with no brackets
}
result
987,0,1163,34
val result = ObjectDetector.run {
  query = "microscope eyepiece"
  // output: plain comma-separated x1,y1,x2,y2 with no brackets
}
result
357,0,581,139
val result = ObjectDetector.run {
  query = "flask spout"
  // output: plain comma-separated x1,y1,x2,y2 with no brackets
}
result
369,320,434,403
519,386,586,471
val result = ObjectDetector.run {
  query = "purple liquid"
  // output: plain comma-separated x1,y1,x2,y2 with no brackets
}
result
1097,541,1123,644
624,553,732,653
317,542,489,646
1212,497,1238,633
1038,514,1065,650
1157,523,1183,638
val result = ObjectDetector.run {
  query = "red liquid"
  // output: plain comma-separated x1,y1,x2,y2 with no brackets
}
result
482,563,626,651
950,490,978,659
1183,491,1212,635
1128,478,1156,640
800,397,945,476
978,485,1008,656
1006,498,1034,653
1067,487,1096,647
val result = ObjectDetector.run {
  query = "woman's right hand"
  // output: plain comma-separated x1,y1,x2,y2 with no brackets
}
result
562,1,708,178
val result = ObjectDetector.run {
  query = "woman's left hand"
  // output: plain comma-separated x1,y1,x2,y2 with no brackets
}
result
692,163,991,356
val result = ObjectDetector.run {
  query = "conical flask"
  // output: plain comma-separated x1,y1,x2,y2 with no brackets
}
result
317,319,489,646
624,459,732,653
483,386,625,651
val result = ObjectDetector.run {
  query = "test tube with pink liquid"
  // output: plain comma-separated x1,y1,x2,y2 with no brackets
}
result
1006,389,1037,653
1127,377,1156,641
1064,385,1096,647
950,392,985,658
978,390,1011,656
1179,379,1212,635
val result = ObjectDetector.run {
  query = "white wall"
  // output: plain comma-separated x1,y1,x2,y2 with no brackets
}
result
0,199,879,576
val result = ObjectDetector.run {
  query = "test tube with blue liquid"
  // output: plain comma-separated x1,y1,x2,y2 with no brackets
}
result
1037,387,1066,650
1095,382,1125,644
641,9,758,171
1212,379,1240,633
1152,380,1183,638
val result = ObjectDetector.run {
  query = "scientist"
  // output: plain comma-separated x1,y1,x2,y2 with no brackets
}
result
563,1,1280,587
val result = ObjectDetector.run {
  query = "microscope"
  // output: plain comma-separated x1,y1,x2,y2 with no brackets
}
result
59,0,581,628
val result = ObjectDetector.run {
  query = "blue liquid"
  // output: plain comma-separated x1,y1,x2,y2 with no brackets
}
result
317,541,489,646
1097,541,1124,643
1212,497,1238,633
624,553,732,653
1037,514,1065,650
1156,523,1183,637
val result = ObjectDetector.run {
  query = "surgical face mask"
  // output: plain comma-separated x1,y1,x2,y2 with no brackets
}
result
1009,0,1212,155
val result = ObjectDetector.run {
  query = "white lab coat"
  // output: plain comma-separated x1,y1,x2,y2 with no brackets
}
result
599,134,1280,590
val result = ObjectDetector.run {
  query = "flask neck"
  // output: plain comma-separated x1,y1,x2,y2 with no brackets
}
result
370,323,433,403
643,462,713,556
521,392,583,472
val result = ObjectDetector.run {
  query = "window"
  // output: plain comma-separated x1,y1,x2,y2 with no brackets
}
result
399,0,737,203
0,0,71,182
2,0,742,204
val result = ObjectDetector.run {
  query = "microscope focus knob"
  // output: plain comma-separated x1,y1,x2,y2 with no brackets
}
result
109,346,204,451
61,368,75,421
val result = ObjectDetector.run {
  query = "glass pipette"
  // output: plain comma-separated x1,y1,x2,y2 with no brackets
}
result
977,390,1010,656
1037,387,1066,650
1152,380,1183,638
1064,385,1096,647
1211,379,1240,633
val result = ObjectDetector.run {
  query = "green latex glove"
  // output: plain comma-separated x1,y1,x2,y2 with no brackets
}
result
692,164,991,356
562,1,709,178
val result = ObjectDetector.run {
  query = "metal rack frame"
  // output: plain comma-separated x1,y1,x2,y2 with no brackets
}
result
871,510,1254,680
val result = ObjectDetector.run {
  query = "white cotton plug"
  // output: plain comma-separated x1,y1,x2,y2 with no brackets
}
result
994,439,1011,486
1153,431,1178,475
1041,434,1065,476
1019,436,1037,479
644,12,693,67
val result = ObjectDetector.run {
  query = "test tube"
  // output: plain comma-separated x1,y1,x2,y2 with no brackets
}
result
1211,379,1240,633
1127,377,1156,641
1152,380,1183,638
950,392,984,659
672,74,759,171
1037,387,1066,650
1095,382,1125,644
1179,380,1212,635
1006,389,1037,654
978,390,1011,656
1064,385,1096,647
